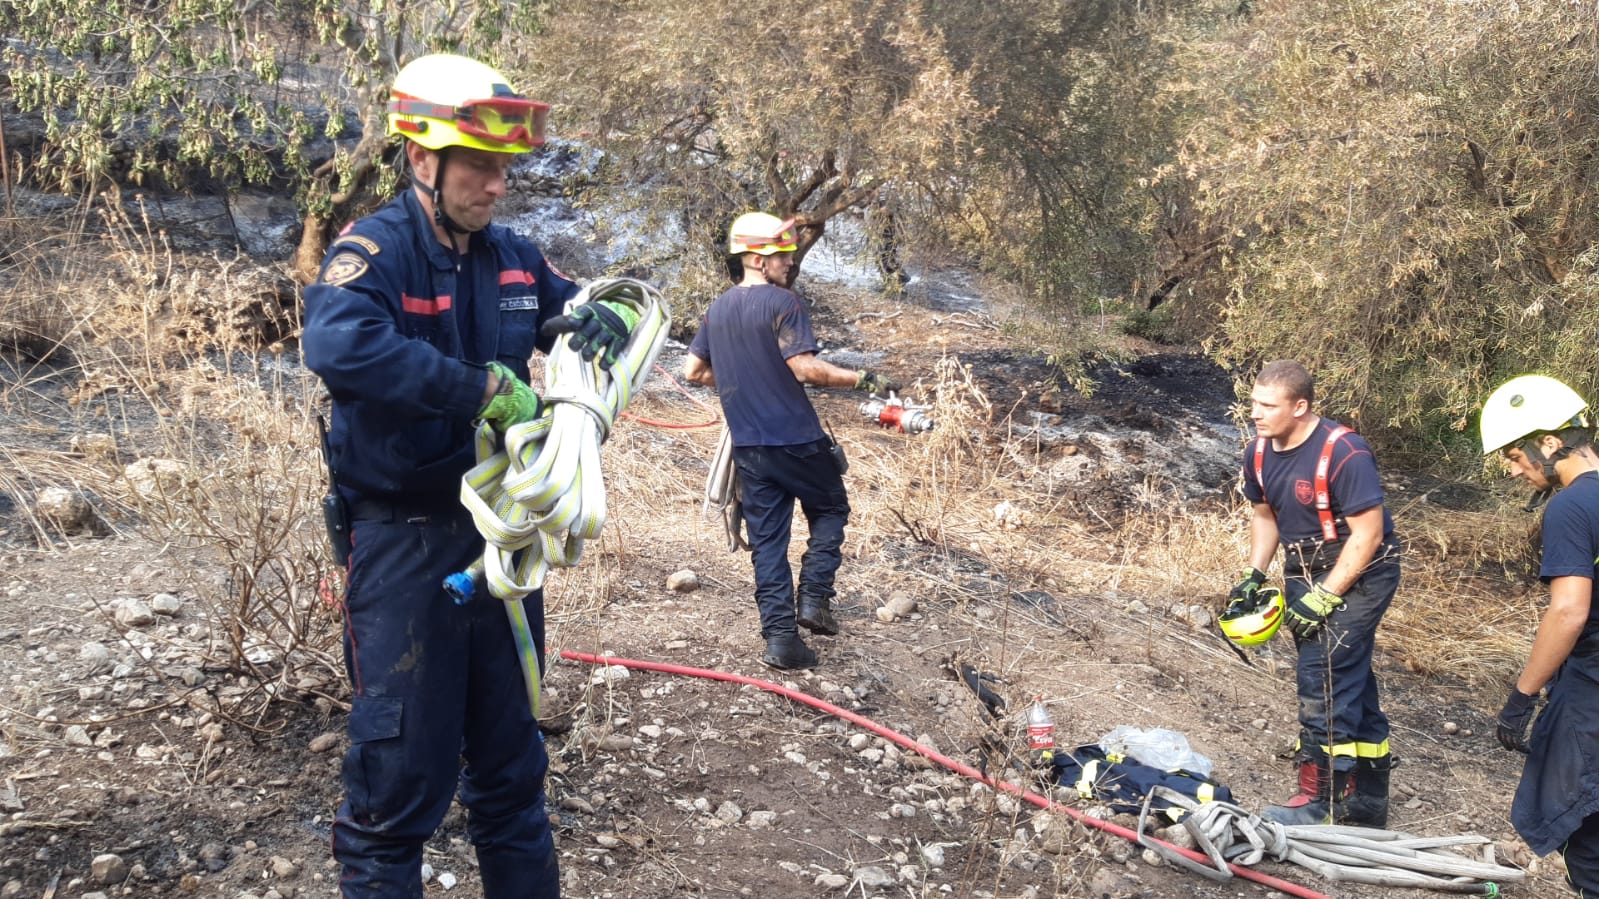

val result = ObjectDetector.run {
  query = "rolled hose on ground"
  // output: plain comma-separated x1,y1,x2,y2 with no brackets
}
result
1136,787,1518,895
557,649,1337,899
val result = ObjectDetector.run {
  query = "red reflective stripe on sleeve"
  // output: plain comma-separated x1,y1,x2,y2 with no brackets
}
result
1253,438,1266,493
401,294,453,316
500,269,534,287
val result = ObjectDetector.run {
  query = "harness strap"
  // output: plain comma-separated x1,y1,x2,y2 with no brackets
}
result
1253,425,1352,543
1314,426,1350,541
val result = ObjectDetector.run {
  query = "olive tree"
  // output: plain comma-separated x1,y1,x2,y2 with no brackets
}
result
512,0,985,297
929,0,1187,307
0,0,548,280
1162,0,1599,466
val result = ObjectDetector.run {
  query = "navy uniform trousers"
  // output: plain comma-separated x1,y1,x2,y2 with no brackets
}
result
333,500,558,899
1286,549,1399,770
1514,641,1599,896
732,438,850,638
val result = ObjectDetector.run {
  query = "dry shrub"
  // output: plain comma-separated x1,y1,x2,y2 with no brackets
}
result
0,443,130,544
0,216,78,364
852,354,996,547
102,337,346,719
1379,498,1541,686
0,187,345,719
1111,494,1252,601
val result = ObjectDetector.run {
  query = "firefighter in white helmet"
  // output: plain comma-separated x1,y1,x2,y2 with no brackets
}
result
1480,374,1599,896
683,212,899,669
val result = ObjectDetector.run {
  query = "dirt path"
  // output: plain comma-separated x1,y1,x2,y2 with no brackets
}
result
0,267,1557,898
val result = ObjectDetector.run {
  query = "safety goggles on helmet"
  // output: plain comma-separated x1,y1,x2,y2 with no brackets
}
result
728,212,798,256
389,94,550,152
1219,586,1285,647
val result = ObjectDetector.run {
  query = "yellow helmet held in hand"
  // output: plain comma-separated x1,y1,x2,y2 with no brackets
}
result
728,212,798,256
1479,375,1591,455
387,54,550,154
1219,586,1285,647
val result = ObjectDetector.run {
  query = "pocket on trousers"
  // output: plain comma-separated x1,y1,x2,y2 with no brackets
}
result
345,696,407,823
349,695,403,743
782,442,825,462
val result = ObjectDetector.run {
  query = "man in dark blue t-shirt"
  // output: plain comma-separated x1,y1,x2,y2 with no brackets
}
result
1231,360,1401,827
1480,374,1599,896
683,212,900,669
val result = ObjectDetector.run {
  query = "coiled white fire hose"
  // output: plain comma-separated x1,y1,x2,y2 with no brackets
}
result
449,277,670,714
1136,787,1524,894
703,426,748,552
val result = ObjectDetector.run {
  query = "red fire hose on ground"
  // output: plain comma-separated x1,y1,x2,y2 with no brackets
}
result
558,650,1334,899
620,363,721,429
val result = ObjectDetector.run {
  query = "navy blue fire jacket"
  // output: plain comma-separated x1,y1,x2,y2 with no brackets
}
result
302,190,580,503
1512,472,1599,855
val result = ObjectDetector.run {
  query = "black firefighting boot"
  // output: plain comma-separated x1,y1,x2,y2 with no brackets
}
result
1262,758,1350,826
761,632,818,670
796,593,840,636
1340,755,1392,828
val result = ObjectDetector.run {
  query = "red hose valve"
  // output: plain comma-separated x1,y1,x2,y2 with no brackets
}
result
860,395,935,434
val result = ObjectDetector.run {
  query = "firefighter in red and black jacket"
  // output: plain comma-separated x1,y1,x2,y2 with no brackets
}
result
1228,359,1401,827
302,54,634,899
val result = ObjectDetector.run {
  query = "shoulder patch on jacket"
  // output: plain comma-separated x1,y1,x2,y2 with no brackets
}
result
332,234,381,255
320,252,369,286
546,260,571,281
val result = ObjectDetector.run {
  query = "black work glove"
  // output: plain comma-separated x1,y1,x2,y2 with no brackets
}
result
1226,567,1268,610
854,370,901,395
1496,687,1538,754
541,300,639,369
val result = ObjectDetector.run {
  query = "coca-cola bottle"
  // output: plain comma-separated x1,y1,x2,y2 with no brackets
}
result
1027,696,1055,765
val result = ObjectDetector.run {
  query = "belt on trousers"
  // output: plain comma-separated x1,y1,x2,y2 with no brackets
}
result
349,494,461,523
1284,537,1399,577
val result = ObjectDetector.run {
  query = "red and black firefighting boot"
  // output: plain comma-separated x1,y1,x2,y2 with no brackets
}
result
1262,758,1351,825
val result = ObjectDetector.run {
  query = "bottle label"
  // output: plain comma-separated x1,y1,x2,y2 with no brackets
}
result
1028,724,1055,750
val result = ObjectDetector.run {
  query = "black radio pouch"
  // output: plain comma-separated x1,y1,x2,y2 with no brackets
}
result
825,424,848,475
317,414,352,567
322,491,351,568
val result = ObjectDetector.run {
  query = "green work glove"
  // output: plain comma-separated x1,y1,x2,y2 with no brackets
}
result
854,370,901,395
1285,582,1344,640
541,300,640,369
1226,567,1268,613
478,362,543,430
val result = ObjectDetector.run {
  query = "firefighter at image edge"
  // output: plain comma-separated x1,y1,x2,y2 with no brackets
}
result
1480,374,1599,896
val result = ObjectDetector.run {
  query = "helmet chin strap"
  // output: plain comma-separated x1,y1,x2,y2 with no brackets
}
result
1518,436,1572,511
426,148,473,240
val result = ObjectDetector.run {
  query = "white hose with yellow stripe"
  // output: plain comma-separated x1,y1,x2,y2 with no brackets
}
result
453,277,670,716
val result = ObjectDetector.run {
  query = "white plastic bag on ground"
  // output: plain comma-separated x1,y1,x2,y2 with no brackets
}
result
1099,726,1214,777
